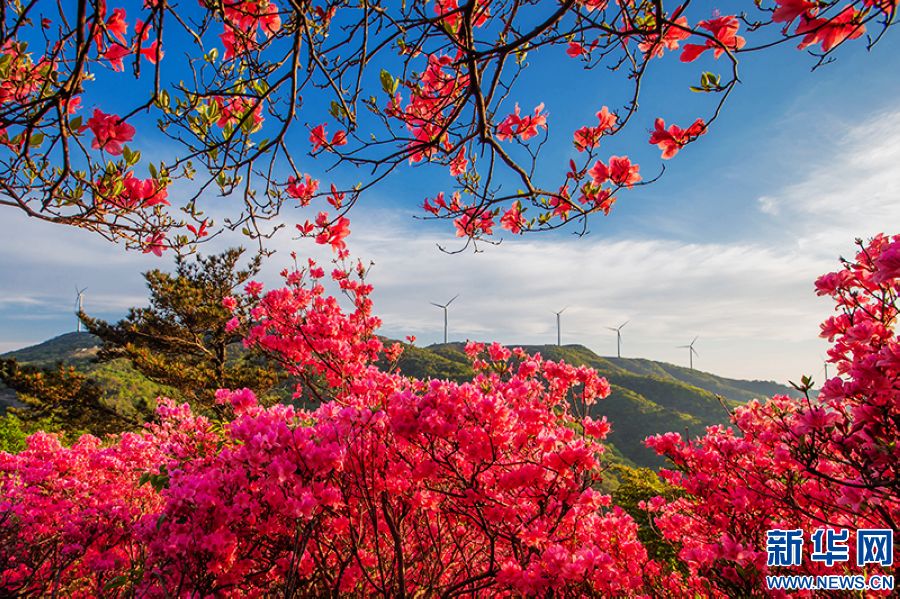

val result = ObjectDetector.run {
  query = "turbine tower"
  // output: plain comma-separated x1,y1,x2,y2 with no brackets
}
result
430,294,459,344
606,320,628,358
554,307,567,346
75,287,87,333
823,357,829,380
678,336,699,370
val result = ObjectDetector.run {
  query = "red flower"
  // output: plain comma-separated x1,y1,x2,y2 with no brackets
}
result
500,203,525,234
639,16,691,59
573,106,617,151
123,173,168,207
449,148,467,176
588,160,609,185
796,7,865,53
649,117,706,159
186,219,209,238
86,109,135,155
106,8,128,44
103,43,131,72
566,42,584,58
607,156,640,188
142,232,166,256
680,16,745,62
140,40,164,64
286,174,319,205
309,124,328,152
330,129,348,147
315,215,351,252
496,103,548,142
772,0,818,23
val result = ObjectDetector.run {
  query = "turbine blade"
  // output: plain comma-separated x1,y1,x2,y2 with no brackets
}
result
430,302,443,308
691,347,699,357
692,336,699,345
619,320,629,329
446,294,459,306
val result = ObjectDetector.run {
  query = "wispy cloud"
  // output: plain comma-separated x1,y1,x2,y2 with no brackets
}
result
755,108,900,252
0,104,896,386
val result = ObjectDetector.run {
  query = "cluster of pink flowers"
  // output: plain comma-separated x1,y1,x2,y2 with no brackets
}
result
216,0,282,60
2,0,890,249
0,255,697,596
94,171,169,210
92,5,163,72
646,234,899,593
86,110,136,156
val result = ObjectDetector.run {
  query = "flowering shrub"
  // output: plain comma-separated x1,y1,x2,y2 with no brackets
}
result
0,258,685,596
646,234,900,595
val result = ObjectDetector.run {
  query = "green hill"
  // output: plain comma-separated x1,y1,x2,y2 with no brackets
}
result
1,332,173,418
2,335,802,469
390,342,802,468
3,332,102,365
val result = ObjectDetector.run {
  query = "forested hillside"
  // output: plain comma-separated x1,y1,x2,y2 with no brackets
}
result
3,333,804,468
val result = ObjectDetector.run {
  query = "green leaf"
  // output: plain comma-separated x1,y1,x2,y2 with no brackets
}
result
28,132,44,147
380,69,396,95
155,89,170,111
104,575,129,590
123,146,140,166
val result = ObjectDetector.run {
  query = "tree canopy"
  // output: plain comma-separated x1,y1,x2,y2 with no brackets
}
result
0,0,893,253
79,248,282,410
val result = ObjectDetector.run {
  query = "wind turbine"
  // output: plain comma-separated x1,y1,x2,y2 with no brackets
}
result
430,294,459,344
823,357,829,380
553,307,567,346
678,336,699,369
75,287,87,333
606,320,628,358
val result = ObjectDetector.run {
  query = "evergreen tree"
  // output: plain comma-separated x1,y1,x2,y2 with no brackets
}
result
0,359,139,437
79,249,281,411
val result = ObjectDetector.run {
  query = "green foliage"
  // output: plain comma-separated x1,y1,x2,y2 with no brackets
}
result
610,465,684,571
0,413,30,453
89,359,178,418
0,413,69,453
4,334,801,469
79,248,281,412
395,342,801,469
0,359,139,436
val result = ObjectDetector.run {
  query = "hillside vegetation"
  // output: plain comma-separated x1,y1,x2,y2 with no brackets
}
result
2,334,803,468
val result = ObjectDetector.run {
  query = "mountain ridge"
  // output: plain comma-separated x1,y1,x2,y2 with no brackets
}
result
2,333,803,468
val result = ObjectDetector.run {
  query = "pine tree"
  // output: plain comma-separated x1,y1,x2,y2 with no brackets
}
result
0,359,140,436
79,248,281,411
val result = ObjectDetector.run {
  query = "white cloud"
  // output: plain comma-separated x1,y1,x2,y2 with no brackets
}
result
757,195,779,215
0,106,897,386
754,108,900,256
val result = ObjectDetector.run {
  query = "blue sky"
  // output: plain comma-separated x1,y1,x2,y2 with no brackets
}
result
1,12,898,385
